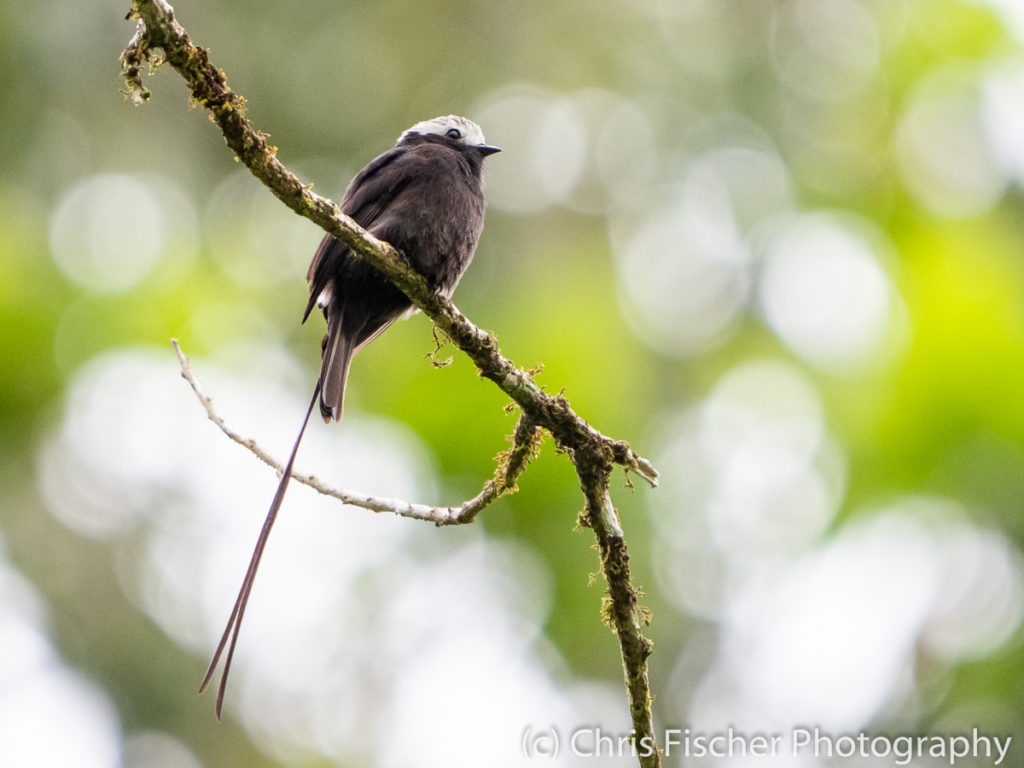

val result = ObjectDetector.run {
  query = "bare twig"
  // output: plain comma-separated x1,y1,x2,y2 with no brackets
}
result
128,4,661,764
172,339,537,525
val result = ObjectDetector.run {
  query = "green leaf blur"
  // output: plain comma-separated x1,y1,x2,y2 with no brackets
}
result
3,0,1024,765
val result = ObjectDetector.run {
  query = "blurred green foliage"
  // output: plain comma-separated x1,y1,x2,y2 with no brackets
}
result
3,0,1024,765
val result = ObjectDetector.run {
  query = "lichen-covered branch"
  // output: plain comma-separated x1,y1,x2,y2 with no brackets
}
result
125,3,660,763
172,339,538,525
576,454,657,766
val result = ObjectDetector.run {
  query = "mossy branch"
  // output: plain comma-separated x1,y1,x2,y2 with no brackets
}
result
124,3,661,765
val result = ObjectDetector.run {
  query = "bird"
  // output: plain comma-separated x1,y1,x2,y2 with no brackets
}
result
199,115,500,717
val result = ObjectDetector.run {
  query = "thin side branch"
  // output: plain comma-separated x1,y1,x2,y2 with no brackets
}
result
172,339,538,525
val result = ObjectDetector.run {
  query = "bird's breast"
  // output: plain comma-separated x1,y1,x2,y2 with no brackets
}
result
374,155,486,294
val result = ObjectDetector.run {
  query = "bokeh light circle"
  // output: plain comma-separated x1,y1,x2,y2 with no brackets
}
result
49,174,168,293
758,213,904,373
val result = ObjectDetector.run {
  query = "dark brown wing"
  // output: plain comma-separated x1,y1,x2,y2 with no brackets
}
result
304,147,414,322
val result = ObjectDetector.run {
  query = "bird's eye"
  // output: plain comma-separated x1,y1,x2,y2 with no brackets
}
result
445,128,463,140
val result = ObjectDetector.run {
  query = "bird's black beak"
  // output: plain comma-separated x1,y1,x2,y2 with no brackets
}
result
478,144,502,156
